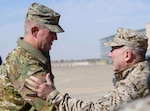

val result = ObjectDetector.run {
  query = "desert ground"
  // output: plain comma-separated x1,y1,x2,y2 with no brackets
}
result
52,64,114,102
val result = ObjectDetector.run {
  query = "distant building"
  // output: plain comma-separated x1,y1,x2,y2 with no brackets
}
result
100,24,150,63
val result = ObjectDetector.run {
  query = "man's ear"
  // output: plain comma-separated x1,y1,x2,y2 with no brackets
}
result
125,50,133,62
31,26,39,37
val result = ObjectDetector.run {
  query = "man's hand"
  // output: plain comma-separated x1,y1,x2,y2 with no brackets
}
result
25,73,55,100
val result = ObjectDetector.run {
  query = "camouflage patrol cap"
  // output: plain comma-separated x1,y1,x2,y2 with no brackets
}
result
26,3,64,33
104,27,148,49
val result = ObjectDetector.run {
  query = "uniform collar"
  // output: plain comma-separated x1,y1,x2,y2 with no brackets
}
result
114,61,149,81
17,37,48,64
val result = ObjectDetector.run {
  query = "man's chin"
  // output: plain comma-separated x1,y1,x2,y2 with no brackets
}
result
112,66,117,72
46,46,51,51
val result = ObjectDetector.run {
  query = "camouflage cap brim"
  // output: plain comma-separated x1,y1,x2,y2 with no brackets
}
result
104,38,126,47
46,24,64,33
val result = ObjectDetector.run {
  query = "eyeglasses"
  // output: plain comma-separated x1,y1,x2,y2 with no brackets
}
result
111,45,124,52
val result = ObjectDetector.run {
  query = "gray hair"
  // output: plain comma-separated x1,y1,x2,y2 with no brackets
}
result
125,46,147,60
24,19,46,35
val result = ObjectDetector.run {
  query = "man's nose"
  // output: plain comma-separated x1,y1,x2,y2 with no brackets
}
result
108,52,112,57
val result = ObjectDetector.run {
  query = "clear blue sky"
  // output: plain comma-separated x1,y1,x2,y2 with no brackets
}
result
0,0,150,61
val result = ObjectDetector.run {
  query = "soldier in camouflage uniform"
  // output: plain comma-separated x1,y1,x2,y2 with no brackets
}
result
0,3,64,111
26,27,150,111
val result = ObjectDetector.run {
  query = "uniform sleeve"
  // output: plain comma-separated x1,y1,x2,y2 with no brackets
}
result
13,59,54,110
0,74,30,111
1,51,55,110
46,78,147,111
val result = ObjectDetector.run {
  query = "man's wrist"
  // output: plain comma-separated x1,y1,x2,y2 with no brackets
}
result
46,89,60,103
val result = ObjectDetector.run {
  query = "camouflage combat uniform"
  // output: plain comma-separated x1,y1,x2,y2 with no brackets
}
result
0,37,55,111
46,61,150,111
